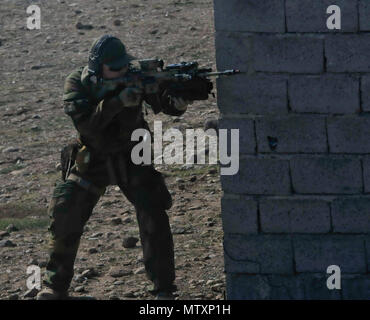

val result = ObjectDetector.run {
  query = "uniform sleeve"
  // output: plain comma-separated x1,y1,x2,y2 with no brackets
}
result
63,69,124,136
144,91,187,117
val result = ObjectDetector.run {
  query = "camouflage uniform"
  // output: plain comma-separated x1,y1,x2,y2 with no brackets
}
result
44,62,185,295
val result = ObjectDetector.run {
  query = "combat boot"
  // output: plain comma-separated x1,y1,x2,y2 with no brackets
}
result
155,291,175,300
36,288,69,300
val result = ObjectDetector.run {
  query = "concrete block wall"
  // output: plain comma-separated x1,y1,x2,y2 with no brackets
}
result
214,0,370,299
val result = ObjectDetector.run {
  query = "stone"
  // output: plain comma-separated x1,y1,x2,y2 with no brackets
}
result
109,267,132,278
2,147,19,153
74,286,85,293
81,268,98,278
88,248,98,254
122,236,139,248
0,240,16,247
75,22,93,30
134,266,146,274
111,218,122,225
0,231,10,239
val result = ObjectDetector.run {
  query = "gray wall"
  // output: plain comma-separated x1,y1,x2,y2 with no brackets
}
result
214,0,370,299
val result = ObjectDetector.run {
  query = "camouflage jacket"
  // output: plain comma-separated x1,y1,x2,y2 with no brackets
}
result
62,66,185,156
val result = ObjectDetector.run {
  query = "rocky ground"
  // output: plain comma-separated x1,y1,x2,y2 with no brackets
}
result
0,0,225,300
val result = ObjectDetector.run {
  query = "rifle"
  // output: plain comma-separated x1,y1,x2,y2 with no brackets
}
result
95,59,241,101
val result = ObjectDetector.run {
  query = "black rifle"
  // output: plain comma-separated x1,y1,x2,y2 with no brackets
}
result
96,59,241,101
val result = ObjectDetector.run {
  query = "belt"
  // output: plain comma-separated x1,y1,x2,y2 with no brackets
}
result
67,173,106,196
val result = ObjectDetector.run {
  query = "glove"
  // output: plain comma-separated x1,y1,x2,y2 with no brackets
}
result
170,96,193,111
119,87,143,107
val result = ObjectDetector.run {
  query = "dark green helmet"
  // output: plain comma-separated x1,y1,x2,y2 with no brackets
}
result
87,35,135,78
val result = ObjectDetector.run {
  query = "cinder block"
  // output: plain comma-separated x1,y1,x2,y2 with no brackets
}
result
326,35,370,72
256,115,327,153
327,116,370,153
259,199,331,233
362,156,370,193
226,273,342,299
221,158,291,195
289,75,360,114
366,237,370,272
360,75,370,112
286,0,358,32
217,75,288,115
253,35,324,73
221,197,258,234
224,234,293,274
342,275,370,299
215,31,252,72
226,274,272,300
290,157,362,194
332,198,370,233
294,236,366,273
219,118,255,154
214,0,285,32
359,0,370,31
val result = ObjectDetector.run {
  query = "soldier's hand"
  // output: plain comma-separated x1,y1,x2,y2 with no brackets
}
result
170,96,193,111
119,87,143,107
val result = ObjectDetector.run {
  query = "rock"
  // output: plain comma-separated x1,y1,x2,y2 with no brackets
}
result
175,178,185,183
134,266,145,275
123,291,136,298
149,29,158,34
208,168,217,174
75,22,93,30
0,231,10,239
109,267,131,278
189,176,197,182
24,287,39,298
91,232,103,238
113,19,121,26
109,295,120,300
211,284,224,292
32,114,41,119
111,218,122,225
31,125,39,131
6,224,18,232
0,240,16,247
74,286,85,293
122,236,139,248
81,268,98,278
113,280,125,286
74,274,86,283
122,217,132,224
2,147,19,153
88,248,98,254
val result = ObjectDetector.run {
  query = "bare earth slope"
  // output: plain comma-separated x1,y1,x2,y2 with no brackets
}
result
0,0,224,300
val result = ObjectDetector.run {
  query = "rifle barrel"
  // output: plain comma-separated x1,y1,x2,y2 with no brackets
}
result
198,69,241,77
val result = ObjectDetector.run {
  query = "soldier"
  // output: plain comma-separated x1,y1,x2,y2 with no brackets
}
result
36,35,193,300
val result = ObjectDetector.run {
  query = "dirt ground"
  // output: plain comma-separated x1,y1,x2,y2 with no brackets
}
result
0,0,225,300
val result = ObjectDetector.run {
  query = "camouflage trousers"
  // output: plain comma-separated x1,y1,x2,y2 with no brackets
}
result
44,161,175,294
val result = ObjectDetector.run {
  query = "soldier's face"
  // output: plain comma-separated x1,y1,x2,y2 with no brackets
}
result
102,64,128,79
